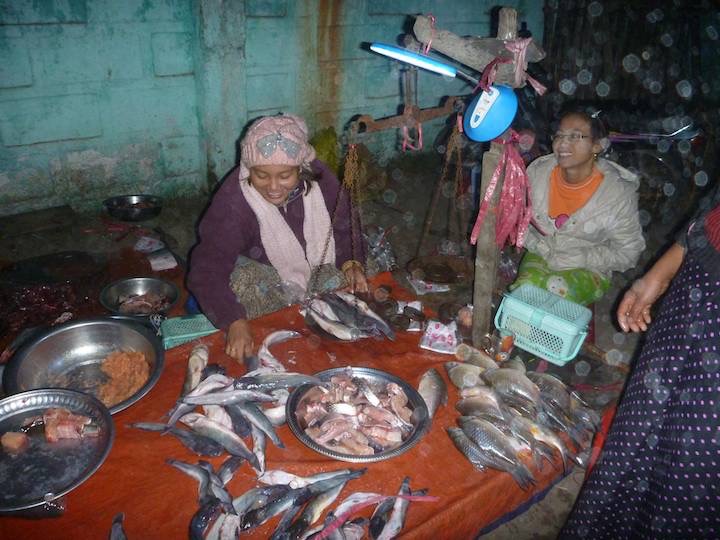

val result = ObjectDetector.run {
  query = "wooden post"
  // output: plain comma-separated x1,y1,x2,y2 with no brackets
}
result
471,142,503,345
471,7,519,346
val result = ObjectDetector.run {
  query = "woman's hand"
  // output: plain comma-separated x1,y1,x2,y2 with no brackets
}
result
225,319,254,361
616,243,685,333
341,260,368,294
616,278,668,333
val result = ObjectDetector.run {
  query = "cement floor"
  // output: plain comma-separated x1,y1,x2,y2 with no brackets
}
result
0,151,648,539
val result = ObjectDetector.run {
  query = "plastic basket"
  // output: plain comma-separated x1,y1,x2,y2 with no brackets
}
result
494,284,592,366
160,314,218,349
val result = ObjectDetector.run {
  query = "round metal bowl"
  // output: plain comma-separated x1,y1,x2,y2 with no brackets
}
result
0,388,114,513
2,318,164,415
286,366,430,463
99,277,179,316
102,194,163,222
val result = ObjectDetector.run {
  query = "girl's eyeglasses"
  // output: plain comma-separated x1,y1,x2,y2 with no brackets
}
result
551,132,592,142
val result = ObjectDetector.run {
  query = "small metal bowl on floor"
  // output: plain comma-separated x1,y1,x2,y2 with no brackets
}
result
99,277,179,317
2,318,164,415
103,194,163,222
286,366,430,463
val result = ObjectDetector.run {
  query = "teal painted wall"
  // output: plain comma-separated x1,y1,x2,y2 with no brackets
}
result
0,0,543,216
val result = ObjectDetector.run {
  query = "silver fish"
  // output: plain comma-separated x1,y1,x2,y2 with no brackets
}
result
235,372,325,392
284,481,347,539
182,344,209,396
258,330,301,372
306,299,366,341
109,512,127,540
376,477,411,540
203,405,234,430
128,422,225,457
444,361,483,389
526,371,572,411
218,456,245,486
482,368,540,410
183,388,276,406
232,485,290,517
510,414,573,473
455,343,498,370
455,393,505,421
251,424,266,475
333,291,395,340
234,401,284,448
180,413,259,468
503,356,526,373
417,368,448,419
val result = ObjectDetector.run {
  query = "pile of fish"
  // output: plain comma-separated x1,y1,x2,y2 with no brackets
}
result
301,291,395,342
294,370,416,456
445,344,601,489
131,330,313,472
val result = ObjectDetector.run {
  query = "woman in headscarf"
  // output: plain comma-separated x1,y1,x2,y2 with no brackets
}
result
188,114,367,361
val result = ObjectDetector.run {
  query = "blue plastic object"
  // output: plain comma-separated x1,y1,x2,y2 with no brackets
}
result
494,283,592,366
369,43,457,78
463,85,518,142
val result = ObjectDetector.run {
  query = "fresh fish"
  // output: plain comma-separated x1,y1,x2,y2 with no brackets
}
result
353,377,381,407
539,400,590,449
369,494,395,539
445,361,483,389
241,487,314,532
196,460,234,507
251,424,267,474
182,344,209,396
167,458,213,505
205,512,241,540
417,368,447,419
258,330,301,371
128,422,224,457
258,468,354,489
320,293,384,337
218,456,245,486
233,401,284,448
283,481,347,540
180,413,259,469
376,477,411,540
455,343,498,370
509,414,573,473
190,499,225,540
203,405,234,429
458,416,535,489
109,512,128,540
526,372,572,411
166,374,234,427
455,394,505,422
183,388,276,406
332,291,396,340
232,485,290,517
482,368,540,411
306,299,366,341
234,372,325,392
224,403,252,438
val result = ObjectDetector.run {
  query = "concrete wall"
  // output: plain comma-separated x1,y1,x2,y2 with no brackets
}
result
0,0,543,216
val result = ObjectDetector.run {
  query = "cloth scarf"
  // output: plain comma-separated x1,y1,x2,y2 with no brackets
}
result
240,179,336,292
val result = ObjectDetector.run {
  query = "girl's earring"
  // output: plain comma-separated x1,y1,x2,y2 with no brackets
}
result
593,153,598,161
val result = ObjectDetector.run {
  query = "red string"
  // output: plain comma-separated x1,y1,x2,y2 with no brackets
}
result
423,14,436,54
469,129,533,249
401,123,423,152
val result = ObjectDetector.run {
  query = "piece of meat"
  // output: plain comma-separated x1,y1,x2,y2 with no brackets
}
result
1,432,30,455
43,408,92,443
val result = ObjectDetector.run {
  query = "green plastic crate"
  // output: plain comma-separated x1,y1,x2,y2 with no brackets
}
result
160,314,218,349
494,283,592,366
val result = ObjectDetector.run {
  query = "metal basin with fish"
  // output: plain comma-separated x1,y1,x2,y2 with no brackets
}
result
286,367,430,463
2,318,163,414
99,276,179,317
0,388,114,513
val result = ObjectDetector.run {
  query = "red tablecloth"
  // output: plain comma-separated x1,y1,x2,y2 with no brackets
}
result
0,274,567,539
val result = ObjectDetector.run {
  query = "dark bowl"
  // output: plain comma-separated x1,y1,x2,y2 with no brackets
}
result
102,194,163,222
99,277,179,317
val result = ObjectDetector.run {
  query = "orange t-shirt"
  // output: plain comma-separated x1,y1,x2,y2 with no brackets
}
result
548,165,605,219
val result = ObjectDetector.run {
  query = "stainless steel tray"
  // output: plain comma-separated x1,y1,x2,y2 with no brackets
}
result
286,366,430,463
2,318,164,415
0,389,114,513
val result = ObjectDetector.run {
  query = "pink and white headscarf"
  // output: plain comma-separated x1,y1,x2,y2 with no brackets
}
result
239,114,317,180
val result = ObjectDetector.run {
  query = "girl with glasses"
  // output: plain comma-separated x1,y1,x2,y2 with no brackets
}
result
510,106,646,305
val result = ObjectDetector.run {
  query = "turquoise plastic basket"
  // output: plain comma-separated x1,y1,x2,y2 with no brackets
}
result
494,284,592,366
